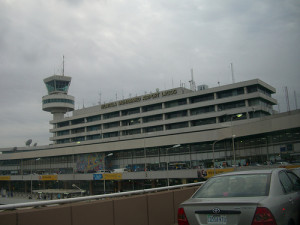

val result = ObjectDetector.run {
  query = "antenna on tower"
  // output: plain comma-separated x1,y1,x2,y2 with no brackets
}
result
189,68,196,91
98,91,102,105
62,55,65,76
230,63,235,83
285,86,290,112
294,90,298,110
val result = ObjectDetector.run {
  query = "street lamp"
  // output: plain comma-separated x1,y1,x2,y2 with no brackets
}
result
232,134,237,167
103,153,113,193
72,184,84,196
30,158,40,196
167,144,181,186
228,113,243,168
212,138,227,175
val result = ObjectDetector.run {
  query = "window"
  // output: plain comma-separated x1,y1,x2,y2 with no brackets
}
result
103,132,119,138
103,111,120,119
43,98,74,104
286,171,300,191
190,94,214,103
103,122,119,129
122,107,140,116
142,103,162,112
57,130,69,136
165,99,187,108
218,100,245,111
57,121,69,128
56,139,70,144
279,171,294,193
143,114,163,123
217,88,244,99
190,106,215,115
71,128,85,134
166,122,189,130
122,118,141,126
71,137,85,142
86,115,101,122
165,110,187,119
122,129,141,136
193,174,270,198
71,118,85,125
87,125,101,132
144,125,163,133
191,118,216,126
87,134,101,140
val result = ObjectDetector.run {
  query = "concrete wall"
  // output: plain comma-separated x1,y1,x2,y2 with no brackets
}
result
0,186,198,225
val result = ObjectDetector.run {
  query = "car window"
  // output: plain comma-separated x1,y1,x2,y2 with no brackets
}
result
193,174,270,198
286,171,300,191
279,171,294,193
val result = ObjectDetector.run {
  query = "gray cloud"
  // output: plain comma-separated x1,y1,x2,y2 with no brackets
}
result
0,0,299,147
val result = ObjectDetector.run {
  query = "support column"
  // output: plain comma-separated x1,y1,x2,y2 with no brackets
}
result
89,181,93,195
25,181,28,193
151,180,156,188
117,181,122,192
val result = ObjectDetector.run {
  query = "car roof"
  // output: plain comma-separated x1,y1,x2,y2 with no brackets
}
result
213,168,286,178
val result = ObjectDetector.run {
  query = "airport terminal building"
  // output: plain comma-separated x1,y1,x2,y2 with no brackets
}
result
0,74,299,195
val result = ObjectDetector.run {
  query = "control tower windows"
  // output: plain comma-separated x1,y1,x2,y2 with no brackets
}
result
45,80,70,94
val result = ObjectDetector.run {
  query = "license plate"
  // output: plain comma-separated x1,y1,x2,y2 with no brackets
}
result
207,214,227,224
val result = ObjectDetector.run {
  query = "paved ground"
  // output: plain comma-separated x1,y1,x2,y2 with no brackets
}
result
0,196,43,205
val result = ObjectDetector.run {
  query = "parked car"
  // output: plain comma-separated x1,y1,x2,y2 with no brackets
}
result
95,170,111,173
178,168,300,225
113,168,128,173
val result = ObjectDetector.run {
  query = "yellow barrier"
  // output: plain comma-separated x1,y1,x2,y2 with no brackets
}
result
0,176,10,181
103,173,122,180
39,175,58,181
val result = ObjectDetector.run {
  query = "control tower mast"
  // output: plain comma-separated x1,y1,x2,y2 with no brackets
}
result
42,74,75,120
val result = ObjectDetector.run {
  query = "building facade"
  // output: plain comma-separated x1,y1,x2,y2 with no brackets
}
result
1,76,299,195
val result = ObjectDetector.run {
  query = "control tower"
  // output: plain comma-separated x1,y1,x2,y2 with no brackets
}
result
42,75,75,120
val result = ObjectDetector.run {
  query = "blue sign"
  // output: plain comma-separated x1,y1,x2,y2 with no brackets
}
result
93,174,103,180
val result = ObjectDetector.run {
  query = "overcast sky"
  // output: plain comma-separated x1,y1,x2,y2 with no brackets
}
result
0,0,299,148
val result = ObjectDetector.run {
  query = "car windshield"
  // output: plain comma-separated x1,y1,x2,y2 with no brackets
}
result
193,174,270,198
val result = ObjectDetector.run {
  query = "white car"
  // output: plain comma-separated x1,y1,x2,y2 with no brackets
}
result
178,168,300,225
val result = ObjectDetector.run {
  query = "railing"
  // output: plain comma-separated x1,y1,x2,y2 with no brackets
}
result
0,182,204,211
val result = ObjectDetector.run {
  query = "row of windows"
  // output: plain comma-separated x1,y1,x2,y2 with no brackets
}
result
55,97,272,137
43,98,74,104
54,113,247,143
2,128,299,167
56,108,274,140
56,86,274,129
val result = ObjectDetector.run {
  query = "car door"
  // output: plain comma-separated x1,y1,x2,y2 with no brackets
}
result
278,171,300,225
286,171,300,225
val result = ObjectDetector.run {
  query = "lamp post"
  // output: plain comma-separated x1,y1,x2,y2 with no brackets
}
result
72,184,84,196
30,158,40,196
212,138,227,175
103,153,113,193
232,134,238,167
229,114,242,168
167,144,181,186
